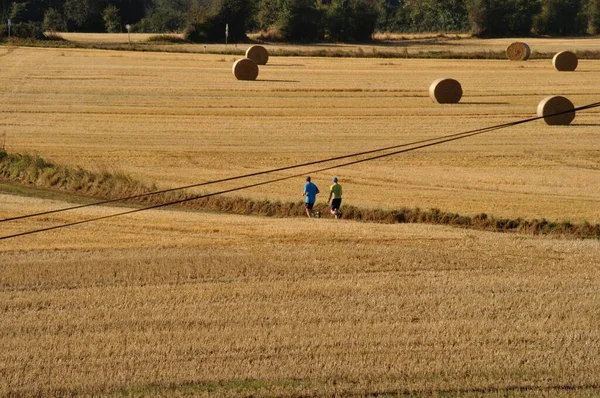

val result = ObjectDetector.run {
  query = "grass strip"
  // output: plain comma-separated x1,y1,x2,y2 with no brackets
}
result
1,151,598,239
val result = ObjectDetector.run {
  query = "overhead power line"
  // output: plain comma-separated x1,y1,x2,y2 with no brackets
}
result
1,101,599,241
0,115,537,224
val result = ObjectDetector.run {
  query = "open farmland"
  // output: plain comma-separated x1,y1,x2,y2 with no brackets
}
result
58,32,600,58
0,45,599,222
1,194,599,396
1,41,600,396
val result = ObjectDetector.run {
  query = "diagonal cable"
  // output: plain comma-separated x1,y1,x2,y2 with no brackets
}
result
2,100,598,241
2,101,597,224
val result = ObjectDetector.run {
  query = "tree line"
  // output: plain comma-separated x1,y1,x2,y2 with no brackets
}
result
1,0,600,42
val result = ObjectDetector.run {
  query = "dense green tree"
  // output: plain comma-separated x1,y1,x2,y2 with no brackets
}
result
137,0,190,32
257,0,279,30
3,0,600,39
277,0,325,41
9,1,29,22
64,0,106,31
407,0,468,32
377,0,398,30
212,0,255,41
327,0,380,41
1,0,10,22
186,0,255,42
103,4,121,32
533,0,586,35
8,0,49,22
587,0,600,33
467,0,541,37
146,7,187,31
377,0,409,32
113,0,150,26
43,7,66,30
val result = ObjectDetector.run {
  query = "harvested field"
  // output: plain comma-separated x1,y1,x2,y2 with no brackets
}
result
0,46,598,223
57,33,600,59
1,194,599,396
1,41,599,396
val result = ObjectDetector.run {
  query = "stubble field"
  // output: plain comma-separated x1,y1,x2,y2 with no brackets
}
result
1,40,599,396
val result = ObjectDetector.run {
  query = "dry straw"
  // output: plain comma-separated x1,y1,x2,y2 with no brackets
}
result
429,78,463,104
245,45,269,65
537,95,576,125
506,42,531,61
552,51,578,71
232,58,259,81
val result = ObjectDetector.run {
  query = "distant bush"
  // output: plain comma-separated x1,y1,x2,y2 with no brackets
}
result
252,27,284,42
146,34,186,43
6,22,45,40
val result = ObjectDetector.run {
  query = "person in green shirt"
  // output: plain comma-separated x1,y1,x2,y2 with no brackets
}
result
327,176,343,219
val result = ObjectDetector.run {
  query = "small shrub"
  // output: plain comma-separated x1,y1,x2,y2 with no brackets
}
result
8,22,45,40
252,27,284,42
147,34,186,43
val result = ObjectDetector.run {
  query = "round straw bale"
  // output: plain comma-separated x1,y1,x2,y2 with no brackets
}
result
245,45,269,65
552,51,578,71
537,95,575,125
506,42,531,61
232,58,259,81
429,78,463,104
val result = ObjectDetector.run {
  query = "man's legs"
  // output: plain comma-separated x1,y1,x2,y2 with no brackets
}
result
330,199,342,218
305,202,314,217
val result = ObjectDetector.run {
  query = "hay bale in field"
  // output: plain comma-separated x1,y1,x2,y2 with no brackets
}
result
506,42,531,61
429,78,463,104
232,58,259,81
537,95,576,125
245,45,269,65
552,51,578,71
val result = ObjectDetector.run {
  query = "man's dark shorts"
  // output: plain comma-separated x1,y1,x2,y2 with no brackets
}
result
305,202,315,210
330,198,342,210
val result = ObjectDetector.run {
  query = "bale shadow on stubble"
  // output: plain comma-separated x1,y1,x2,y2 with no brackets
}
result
460,101,511,105
266,64,306,67
256,79,300,83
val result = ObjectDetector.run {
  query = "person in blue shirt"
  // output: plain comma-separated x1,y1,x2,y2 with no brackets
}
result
303,176,320,218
